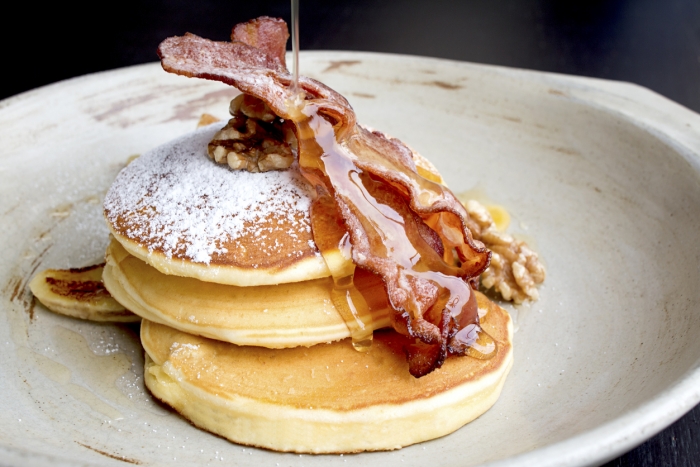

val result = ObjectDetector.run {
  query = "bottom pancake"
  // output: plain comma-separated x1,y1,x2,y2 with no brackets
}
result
141,292,513,453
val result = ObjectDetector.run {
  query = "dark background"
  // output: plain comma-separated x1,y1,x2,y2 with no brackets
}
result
3,1,700,465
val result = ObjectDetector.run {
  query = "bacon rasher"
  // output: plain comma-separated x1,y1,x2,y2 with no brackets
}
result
158,17,492,377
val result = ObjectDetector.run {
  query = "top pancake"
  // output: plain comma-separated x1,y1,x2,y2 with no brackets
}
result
104,124,331,286
104,123,446,286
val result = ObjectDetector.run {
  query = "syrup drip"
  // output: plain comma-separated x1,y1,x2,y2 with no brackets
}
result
289,102,496,362
287,0,371,350
304,135,374,351
282,4,493,365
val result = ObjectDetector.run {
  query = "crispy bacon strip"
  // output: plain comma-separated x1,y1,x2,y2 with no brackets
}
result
231,16,290,68
157,19,491,376
158,32,355,140
324,130,489,376
345,127,490,273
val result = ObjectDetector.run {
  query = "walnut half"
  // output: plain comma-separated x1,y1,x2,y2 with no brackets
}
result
464,200,545,303
208,94,296,173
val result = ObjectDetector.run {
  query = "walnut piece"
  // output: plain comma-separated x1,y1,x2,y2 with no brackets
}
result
208,94,296,172
464,200,545,303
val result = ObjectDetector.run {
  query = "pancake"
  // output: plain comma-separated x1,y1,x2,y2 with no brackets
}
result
104,124,330,286
104,124,446,287
103,238,391,348
141,291,513,453
29,264,139,322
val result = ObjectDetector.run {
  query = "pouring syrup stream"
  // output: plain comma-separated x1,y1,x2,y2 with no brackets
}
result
290,0,301,97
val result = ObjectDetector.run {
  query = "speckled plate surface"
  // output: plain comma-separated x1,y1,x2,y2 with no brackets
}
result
2,52,700,467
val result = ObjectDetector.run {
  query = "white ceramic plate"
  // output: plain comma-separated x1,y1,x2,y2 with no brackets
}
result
2,52,700,467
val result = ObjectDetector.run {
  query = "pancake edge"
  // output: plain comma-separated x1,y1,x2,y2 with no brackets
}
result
108,227,332,286
28,269,140,323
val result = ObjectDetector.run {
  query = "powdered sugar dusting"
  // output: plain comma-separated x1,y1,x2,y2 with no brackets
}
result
104,125,315,264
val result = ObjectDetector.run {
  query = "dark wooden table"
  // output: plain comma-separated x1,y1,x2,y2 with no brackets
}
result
3,1,700,465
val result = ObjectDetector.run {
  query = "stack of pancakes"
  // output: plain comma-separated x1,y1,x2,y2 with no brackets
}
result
102,123,514,453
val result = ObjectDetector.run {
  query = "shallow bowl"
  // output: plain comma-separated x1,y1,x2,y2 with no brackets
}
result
1,52,700,467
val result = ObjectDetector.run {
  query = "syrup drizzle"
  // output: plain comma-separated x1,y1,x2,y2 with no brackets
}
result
285,3,494,365
297,115,374,351
288,0,372,350
290,103,496,363
308,195,374,350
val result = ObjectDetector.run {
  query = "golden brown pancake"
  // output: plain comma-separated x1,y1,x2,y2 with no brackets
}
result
141,291,512,453
103,239,391,348
29,264,139,322
104,124,446,287
104,125,330,286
